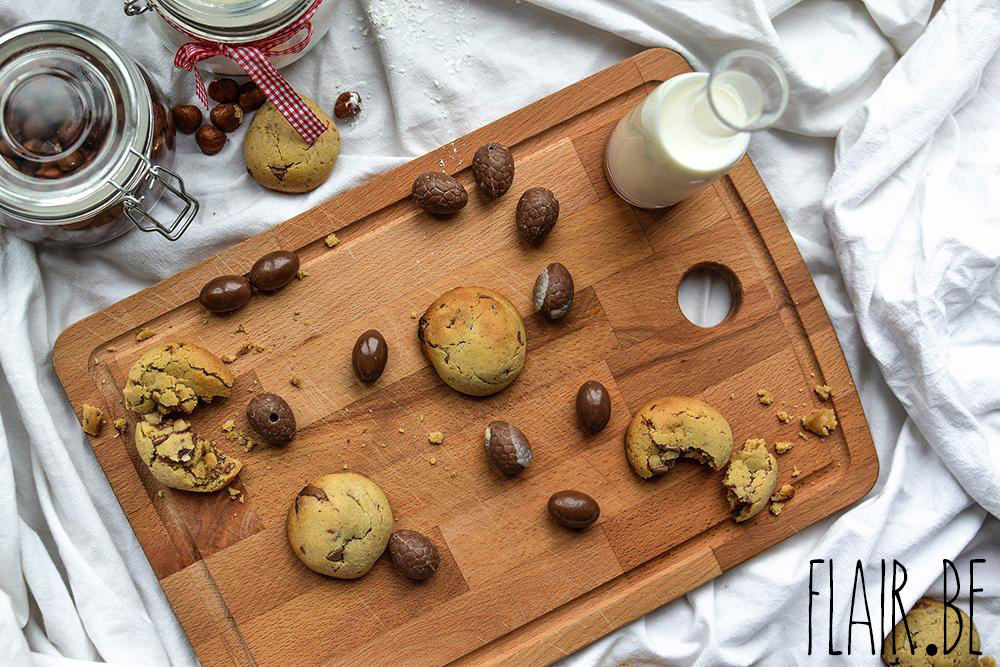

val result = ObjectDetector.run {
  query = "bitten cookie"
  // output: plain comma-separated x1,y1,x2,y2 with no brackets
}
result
723,439,777,522
123,342,233,415
135,419,241,492
287,473,393,579
243,97,340,193
882,598,981,666
418,286,526,396
623,396,733,479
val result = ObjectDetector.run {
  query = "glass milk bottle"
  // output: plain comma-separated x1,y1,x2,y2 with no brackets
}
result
605,50,788,209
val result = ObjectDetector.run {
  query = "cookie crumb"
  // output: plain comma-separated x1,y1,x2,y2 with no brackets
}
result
775,441,793,454
769,502,785,516
801,408,838,436
429,457,437,465
342,464,348,470
227,488,242,501
235,323,247,334
418,414,425,422
221,353,236,363
792,466,801,478
410,310,419,320
295,269,309,280
113,417,127,431
756,389,773,406
201,318,210,325
798,431,809,440
80,404,103,436
776,410,794,424
135,327,156,341
729,393,735,400
156,489,165,499
221,419,235,432
428,431,444,445
106,346,118,353
398,426,406,434
289,376,303,388
771,484,795,502
324,233,340,248
814,384,833,401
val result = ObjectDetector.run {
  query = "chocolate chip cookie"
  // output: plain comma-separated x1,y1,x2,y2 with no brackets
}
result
287,473,394,579
123,342,233,415
623,396,733,479
134,418,241,492
882,598,982,666
723,439,778,522
418,286,526,396
243,96,340,193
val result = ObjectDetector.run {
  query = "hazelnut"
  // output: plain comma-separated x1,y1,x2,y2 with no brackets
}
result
238,82,267,112
334,91,361,119
171,105,202,134
210,103,244,133
207,78,240,104
57,150,83,173
36,165,63,179
195,124,227,155
516,187,559,244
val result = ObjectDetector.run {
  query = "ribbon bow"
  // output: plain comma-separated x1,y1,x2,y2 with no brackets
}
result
170,0,328,145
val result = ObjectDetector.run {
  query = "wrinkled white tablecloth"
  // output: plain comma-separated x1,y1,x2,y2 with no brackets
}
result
1,1,999,665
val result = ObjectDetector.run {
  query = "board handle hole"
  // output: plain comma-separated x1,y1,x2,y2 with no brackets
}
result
677,262,742,328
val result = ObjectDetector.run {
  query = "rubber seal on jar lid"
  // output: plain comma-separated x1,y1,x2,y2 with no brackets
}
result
152,0,311,42
0,21,152,224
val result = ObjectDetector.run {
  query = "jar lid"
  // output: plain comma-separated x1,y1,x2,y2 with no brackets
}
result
0,22,152,224
152,0,309,42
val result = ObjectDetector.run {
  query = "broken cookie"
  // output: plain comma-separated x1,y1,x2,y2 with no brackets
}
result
286,472,393,579
80,404,103,436
801,407,838,436
122,342,233,415
624,396,733,479
135,419,241,492
723,439,778,522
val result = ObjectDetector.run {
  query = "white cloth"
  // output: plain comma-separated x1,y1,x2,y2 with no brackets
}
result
0,1,998,665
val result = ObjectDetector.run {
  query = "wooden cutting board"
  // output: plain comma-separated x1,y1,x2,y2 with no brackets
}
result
53,48,878,666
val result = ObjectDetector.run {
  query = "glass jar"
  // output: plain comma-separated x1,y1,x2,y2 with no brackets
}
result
128,0,337,75
0,21,198,246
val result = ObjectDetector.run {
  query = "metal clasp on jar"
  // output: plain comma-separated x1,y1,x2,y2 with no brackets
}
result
108,148,198,241
123,1,150,16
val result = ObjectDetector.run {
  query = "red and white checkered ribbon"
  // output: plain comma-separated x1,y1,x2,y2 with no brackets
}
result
167,0,328,145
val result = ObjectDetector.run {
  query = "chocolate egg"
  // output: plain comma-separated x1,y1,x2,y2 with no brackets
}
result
575,380,611,432
484,420,532,475
199,275,251,313
388,530,440,581
547,490,600,529
246,392,296,445
352,329,388,382
249,250,300,292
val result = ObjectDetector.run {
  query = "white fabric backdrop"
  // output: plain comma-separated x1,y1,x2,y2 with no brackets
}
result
1,0,998,665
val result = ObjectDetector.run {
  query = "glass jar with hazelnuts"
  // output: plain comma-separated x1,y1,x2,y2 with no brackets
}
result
0,21,199,246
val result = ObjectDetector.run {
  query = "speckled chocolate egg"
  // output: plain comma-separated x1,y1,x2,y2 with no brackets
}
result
484,420,532,475
516,187,559,244
472,143,514,198
388,530,440,581
532,262,574,320
412,172,468,215
246,392,296,444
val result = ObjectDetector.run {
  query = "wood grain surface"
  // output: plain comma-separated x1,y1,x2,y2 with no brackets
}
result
53,48,878,666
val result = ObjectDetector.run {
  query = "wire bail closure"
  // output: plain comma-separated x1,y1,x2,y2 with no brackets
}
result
107,148,199,241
